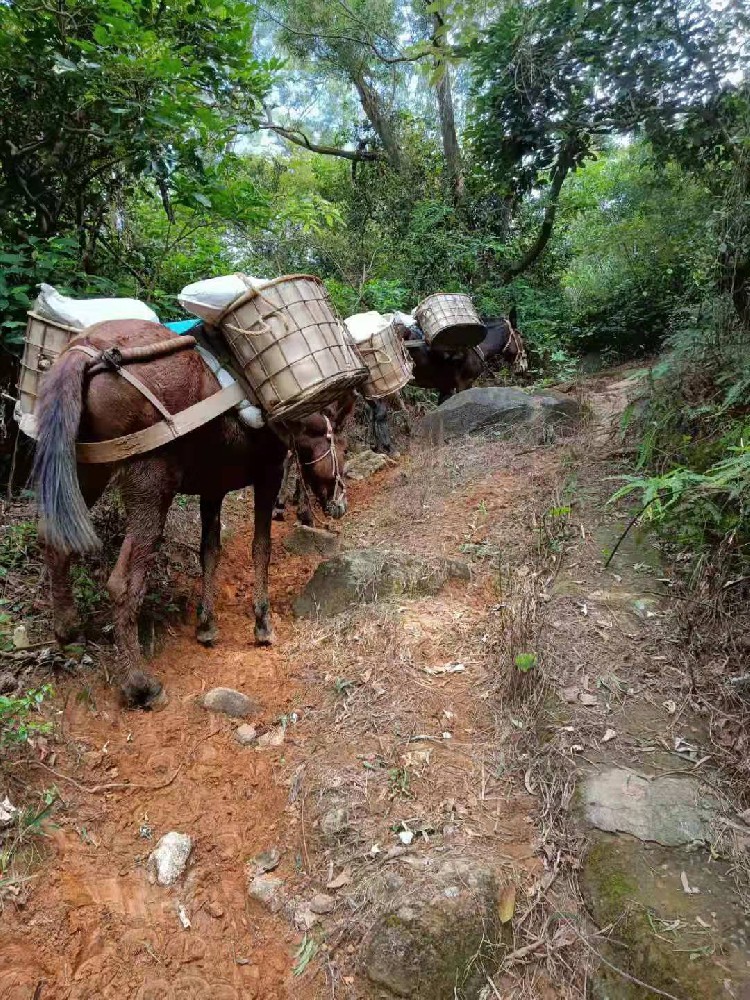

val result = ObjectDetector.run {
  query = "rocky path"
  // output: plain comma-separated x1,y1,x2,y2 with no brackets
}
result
2,368,749,1000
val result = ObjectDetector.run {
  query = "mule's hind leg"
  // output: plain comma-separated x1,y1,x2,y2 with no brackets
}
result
107,460,177,708
196,494,223,646
46,465,112,645
253,464,284,645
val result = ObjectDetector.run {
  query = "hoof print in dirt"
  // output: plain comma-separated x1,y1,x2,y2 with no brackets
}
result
147,831,192,887
283,524,340,558
344,449,390,480
200,686,258,719
293,549,470,618
361,860,501,999
233,723,258,746
420,386,582,444
248,873,285,913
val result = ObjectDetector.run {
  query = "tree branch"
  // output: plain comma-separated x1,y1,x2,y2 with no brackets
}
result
260,115,381,162
256,3,444,64
502,144,574,281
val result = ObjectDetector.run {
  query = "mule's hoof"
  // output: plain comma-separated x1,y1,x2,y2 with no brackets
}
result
196,622,219,647
254,626,275,646
121,671,164,710
272,507,286,522
297,510,313,527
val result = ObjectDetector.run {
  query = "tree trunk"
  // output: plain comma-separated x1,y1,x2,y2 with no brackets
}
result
435,65,464,205
351,70,405,172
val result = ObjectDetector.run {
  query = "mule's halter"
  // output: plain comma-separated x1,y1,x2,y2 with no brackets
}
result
296,415,346,508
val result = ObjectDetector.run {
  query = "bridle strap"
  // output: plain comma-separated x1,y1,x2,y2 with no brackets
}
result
294,415,346,512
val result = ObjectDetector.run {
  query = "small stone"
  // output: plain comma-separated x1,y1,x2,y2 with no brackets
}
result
256,726,285,748
320,807,349,841
253,847,280,873
234,724,258,746
12,625,29,650
147,832,192,886
344,450,390,480
294,903,320,930
248,874,284,913
309,893,335,915
0,796,18,828
201,687,257,719
207,901,224,919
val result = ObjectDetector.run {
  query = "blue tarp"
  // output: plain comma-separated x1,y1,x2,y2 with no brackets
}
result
163,318,201,335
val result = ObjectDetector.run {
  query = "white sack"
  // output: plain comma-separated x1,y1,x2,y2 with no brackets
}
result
178,273,270,325
195,345,264,429
33,283,159,330
343,310,392,345
392,310,423,338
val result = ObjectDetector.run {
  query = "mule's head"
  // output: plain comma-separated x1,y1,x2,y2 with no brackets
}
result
290,395,354,519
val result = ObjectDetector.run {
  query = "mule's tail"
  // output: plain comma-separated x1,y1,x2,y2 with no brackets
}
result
30,349,101,554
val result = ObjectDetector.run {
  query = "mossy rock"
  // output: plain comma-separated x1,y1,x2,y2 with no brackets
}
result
581,832,750,999
360,860,502,998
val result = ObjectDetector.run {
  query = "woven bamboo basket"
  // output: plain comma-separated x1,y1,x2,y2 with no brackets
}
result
356,319,413,400
217,275,368,422
17,312,79,423
414,293,485,349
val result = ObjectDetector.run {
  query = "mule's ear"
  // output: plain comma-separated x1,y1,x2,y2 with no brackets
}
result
508,305,519,329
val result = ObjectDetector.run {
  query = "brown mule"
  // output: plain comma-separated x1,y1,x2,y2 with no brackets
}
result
31,320,351,708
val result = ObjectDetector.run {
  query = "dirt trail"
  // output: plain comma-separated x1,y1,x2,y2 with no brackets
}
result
3,365,744,1000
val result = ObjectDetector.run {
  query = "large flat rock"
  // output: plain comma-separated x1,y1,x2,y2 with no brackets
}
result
581,832,750,999
293,549,470,618
579,768,716,846
420,387,582,443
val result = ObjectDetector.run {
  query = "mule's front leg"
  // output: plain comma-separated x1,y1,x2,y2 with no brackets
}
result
253,469,282,644
196,494,223,646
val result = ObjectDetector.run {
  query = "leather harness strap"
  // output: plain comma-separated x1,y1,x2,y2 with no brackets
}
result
75,382,246,464
69,343,178,431
65,337,248,464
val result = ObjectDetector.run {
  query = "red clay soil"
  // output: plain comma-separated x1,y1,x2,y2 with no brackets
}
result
0,506,334,1000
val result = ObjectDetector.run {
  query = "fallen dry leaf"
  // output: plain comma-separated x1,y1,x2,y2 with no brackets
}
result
498,885,516,924
578,692,598,706
602,728,617,743
680,871,700,895
327,868,352,890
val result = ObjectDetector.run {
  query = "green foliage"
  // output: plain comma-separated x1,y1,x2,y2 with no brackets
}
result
514,653,538,673
0,521,38,574
0,686,52,748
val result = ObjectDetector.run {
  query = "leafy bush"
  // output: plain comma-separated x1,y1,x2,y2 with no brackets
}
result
0,686,52,748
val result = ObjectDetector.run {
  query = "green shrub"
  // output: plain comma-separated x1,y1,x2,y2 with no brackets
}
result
0,686,53,748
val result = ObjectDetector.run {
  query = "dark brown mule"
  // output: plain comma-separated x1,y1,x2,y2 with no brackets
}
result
31,320,349,708
403,312,528,405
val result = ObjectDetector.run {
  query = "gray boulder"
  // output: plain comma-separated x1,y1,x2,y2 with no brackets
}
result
293,549,470,618
360,859,501,999
420,386,582,443
530,388,583,429
421,387,533,443
283,524,340,558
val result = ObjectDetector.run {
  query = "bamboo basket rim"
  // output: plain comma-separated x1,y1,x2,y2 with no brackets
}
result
216,274,331,327
26,311,81,335
268,368,367,423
